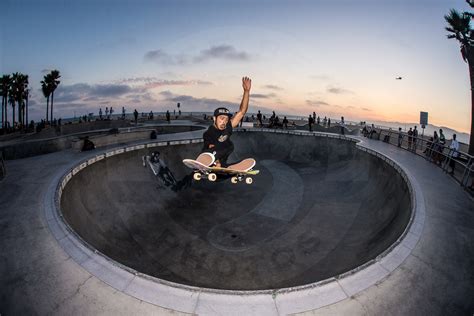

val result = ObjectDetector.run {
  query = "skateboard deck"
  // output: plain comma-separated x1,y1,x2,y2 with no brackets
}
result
182,157,259,184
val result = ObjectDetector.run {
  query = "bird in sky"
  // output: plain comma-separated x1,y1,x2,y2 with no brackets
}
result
395,77,403,80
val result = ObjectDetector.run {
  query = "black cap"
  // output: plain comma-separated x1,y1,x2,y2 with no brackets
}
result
213,107,232,118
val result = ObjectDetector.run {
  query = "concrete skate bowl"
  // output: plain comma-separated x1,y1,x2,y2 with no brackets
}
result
59,131,412,291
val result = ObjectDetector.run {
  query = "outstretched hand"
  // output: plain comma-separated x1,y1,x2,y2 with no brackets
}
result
242,76,252,92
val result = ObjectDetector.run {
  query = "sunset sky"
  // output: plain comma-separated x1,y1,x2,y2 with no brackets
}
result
1,0,472,133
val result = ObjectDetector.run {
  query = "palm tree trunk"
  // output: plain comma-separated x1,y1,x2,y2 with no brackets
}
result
12,104,15,130
468,47,474,156
50,92,54,123
21,104,24,129
1,97,4,130
26,95,28,131
18,102,21,128
5,97,7,129
46,97,49,124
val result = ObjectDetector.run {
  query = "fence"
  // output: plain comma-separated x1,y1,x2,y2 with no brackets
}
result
369,128,473,191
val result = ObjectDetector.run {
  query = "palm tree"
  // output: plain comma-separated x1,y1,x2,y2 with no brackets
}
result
24,88,30,130
41,78,51,123
9,73,21,129
46,70,60,122
17,74,28,128
0,75,11,130
8,90,16,129
445,2,474,155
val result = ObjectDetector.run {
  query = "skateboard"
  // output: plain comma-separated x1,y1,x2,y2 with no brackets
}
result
183,154,259,184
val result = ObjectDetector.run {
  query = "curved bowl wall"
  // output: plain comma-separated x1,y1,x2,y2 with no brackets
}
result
60,131,412,290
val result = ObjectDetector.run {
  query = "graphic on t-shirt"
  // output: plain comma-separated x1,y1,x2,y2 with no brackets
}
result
218,135,228,142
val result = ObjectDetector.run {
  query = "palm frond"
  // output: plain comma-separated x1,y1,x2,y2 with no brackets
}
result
445,27,456,33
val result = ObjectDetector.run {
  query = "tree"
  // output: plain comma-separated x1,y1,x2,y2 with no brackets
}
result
8,73,29,130
445,1,474,155
0,75,11,130
9,73,20,128
17,74,28,128
46,70,60,122
41,77,51,123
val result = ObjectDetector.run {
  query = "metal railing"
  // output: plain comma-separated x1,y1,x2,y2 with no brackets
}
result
367,128,474,192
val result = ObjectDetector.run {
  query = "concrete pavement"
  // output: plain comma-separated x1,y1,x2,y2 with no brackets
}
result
0,128,473,315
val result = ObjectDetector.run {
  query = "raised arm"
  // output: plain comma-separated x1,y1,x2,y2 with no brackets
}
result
231,77,251,128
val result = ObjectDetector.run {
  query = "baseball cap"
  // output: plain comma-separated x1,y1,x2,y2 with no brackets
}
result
213,107,233,118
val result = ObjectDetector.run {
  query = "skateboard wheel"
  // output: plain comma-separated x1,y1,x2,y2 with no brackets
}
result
245,177,253,184
208,173,217,182
231,176,238,184
193,173,202,181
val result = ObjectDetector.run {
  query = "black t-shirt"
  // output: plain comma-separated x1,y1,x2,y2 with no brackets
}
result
203,123,233,152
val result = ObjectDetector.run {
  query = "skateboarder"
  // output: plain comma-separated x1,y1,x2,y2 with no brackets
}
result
202,76,252,167
142,152,177,187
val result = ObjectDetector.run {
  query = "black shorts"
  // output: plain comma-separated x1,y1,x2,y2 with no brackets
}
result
203,144,234,167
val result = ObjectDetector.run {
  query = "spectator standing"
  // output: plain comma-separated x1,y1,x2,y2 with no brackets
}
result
166,110,171,123
407,127,413,150
369,123,376,139
398,127,403,147
257,110,263,127
340,116,345,135
448,134,460,175
308,115,313,132
328,118,331,127
133,109,138,125
413,126,418,152
122,107,126,120
282,116,288,129
105,107,109,119
439,129,446,146
431,131,440,163
99,108,103,120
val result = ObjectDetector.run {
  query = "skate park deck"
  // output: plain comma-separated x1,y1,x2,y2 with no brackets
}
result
0,127,473,315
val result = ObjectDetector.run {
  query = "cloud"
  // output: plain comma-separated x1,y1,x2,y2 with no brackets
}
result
145,45,252,66
117,77,159,84
310,74,331,81
116,77,213,88
251,93,277,99
145,79,213,89
53,83,133,103
126,93,155,103
262,84,283,91
361,107,372,111
306,99,330,107
194,45,250,63
327,85,354,95
144,49,187,65
159,91,235,111
159,90,174,98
